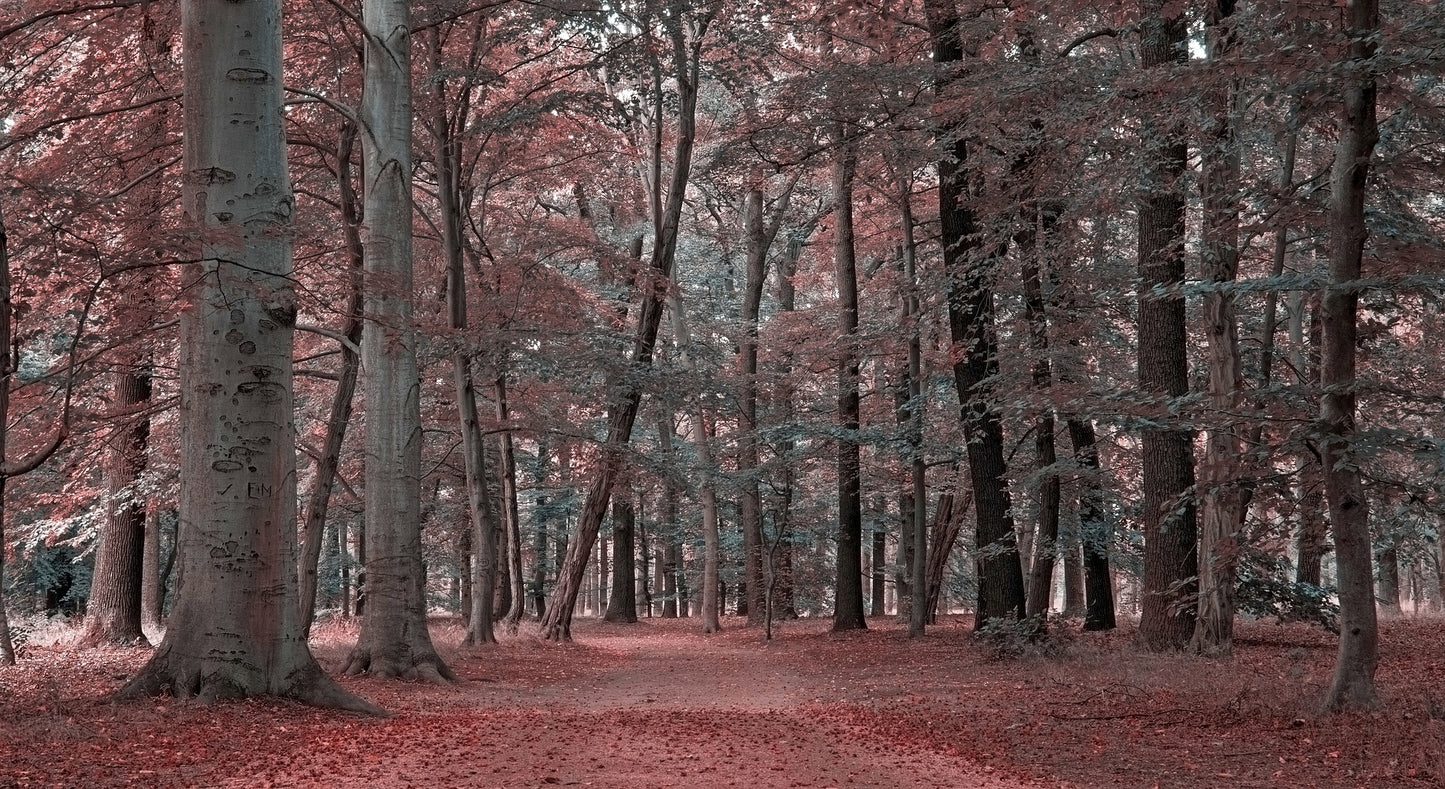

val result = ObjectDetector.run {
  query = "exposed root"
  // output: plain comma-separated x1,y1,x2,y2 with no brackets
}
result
118,647,385,715
342,646,455,685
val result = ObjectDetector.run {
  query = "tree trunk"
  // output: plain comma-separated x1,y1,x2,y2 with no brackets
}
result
1135,0,1198,652
604,490,638,622
1069,419,1116,631
925,0,1026,629
299,119,364,638
1321,0,1380,712
1021,204,1060,621
142,509,162,627
81,361,152,647
1191,0,1245,657
925,492,969,624
1293,291,1329,586
830,127,866,633
667,287,721,633
496,371,526,631
119,0,376,709
345,0,452,680
893,169,928,638
0,199,13,665
537,11,710,641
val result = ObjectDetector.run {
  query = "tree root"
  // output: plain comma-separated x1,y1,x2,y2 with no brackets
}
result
342,646,455,685
118,648,386,715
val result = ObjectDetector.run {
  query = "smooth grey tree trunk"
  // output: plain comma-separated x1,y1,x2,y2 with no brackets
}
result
830,127,865,633
119,0,375,710
345,0,451,680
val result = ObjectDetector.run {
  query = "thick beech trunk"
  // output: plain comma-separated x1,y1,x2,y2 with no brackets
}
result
120,0,375,710
346,0,451,679
831,130,866,633
538,13,710,641
1191,0,1245,657
81,362,152,647
299,120,364,637
1322,0,1380,711
1135,0,1198,652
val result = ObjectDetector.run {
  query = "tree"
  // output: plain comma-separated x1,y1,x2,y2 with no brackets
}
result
1190,0,1245,657
924,0,1026,629
1134,0,1198,651
829,125,866,632
118,0,375,710
1322,0,1381,712
342,0,453,680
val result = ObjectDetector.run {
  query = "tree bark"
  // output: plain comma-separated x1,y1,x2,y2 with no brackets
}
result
604,490,637,622
925,0,1026,629
119,0,376,710
1135,0,1198,652
1191,0,1245,657
345,0,452,679
80,361,152,647
831,126,866,633
1321,0,1380,712
496,371,526,632
299,120,364,638
1069,419,1116,631
537,10,711,641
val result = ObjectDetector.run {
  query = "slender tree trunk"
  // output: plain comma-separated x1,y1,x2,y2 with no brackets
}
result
1322,0,1381,712
119,0,375,709
142,509,162,627
1070,419,1116,631
299,120,364,638
831,127,866,633
668,288,721,633
81,362,152,647
1136,0,1198,651
772,235,803,623
496,371,526,631
538,12,710,641
1021,206,1060,621
738,177,795,626
1295,292,1328,586
925,0,1026,628
925,492,969,624
0,200,13,665
346,0,452,679
1191,0,1245,657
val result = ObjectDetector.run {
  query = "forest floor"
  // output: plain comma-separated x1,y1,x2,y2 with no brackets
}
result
2,614,1444,788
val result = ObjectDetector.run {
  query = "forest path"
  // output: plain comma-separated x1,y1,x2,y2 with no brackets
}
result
230,616,1044,789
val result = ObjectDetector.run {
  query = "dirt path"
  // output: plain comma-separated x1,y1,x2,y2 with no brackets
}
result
234,620,1039,789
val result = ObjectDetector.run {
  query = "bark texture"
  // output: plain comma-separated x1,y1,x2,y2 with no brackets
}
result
346,0,451,680
831,130,866,633
1135,0,1198,652
120,0,375,710
81,362,152,647
925,0,1026,627
1191,0,1244,657
1322,0,1381,712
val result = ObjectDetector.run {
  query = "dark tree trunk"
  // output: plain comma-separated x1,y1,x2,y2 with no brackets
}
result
925,0,1026,629
925,492,969,624
1135,0,1198,652
81,362,152,647
1020,204,1060,621
604,491,638,622
299,119,364,638
870,526,887,617
1321,0,1380,712
1069,419,1116,631
830,127,866,633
